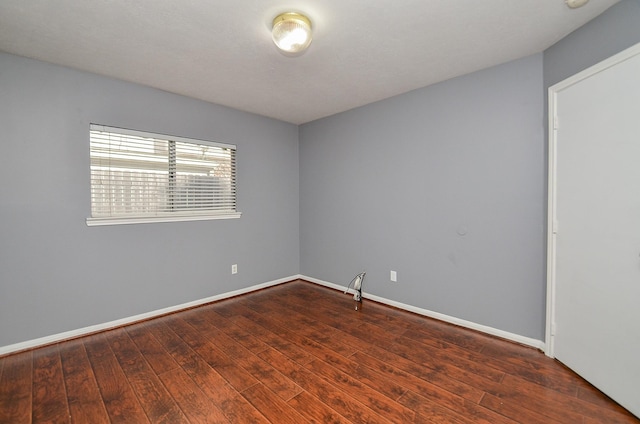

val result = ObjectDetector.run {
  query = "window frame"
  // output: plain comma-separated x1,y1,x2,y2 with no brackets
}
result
86,124,240,226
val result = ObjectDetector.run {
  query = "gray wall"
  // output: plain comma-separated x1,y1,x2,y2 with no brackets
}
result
298,0,640,343
544,0,640,89
2,0,638,349
0,52,300,347
544,0,640,155
300,54,546,340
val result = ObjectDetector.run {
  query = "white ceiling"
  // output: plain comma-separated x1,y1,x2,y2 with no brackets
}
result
0,0,620,124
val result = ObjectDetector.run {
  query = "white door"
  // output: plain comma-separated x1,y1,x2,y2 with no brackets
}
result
548,42,640,418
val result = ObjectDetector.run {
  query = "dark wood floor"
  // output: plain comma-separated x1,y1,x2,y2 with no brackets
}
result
1,280,638,423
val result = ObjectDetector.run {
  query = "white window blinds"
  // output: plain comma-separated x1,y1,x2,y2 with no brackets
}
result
88,124,239,225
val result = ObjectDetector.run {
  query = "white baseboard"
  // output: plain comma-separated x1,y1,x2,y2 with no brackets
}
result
300,275,546,351
1,274,544,356
0,275,295,356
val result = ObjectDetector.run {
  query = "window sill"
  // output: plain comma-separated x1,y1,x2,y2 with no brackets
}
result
86,212,241,227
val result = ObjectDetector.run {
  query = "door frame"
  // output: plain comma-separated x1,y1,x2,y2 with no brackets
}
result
545,41,640,358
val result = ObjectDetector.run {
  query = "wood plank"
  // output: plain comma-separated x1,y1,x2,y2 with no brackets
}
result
378,305,490,353
258,301,359,357
181,307,270,356
388,330,506,383
486,373,640,424
304,358,417,422
226,313,317,365
288,390,351,423
142,314,266,423
32,345,70,423
258,346,391,424
307,346,408,401
176,310,306,402
158,367,230,423
146,320,259,393
106,328,189,423
234,350,303,401
479,392,557,424
351,349,484,404
576,381,636,415
2,279,637,423
59,341,110,424
240,383,307,423
231,304,357,364
141,318,270,423
395,390,475,424
269,285,507,386
164,314,250,361
126,323,180,375
163,340,270,424
84,333,150,423
208,297,246,318
477,338,580,396
0,351,32,424
398,389,517,424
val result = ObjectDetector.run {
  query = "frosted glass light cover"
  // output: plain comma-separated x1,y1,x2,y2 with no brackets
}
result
272,13,312,54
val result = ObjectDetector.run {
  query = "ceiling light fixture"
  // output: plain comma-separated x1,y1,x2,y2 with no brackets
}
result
565,0,589,8
271,12,312,55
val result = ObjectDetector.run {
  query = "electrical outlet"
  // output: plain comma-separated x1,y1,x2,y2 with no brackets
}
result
390,270,397,282
231,264,238,274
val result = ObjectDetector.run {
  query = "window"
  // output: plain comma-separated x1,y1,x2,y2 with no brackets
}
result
87,124,239,226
